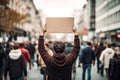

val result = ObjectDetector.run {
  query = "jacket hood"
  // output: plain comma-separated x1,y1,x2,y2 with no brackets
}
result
9,49,22,60
104,48,114,54
53,53,66,67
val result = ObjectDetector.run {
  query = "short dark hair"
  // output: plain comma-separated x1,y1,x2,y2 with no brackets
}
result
107,43,111,48
13,43,19,49
53,41,65,53
87,42,92,46
19,43,24,47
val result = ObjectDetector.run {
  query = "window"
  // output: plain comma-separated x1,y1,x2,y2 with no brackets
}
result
118,11,120,22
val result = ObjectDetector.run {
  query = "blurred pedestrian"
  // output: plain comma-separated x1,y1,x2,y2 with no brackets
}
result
108,47,120,80
38,43,53,80
4,43,27,80
38,27,80,80
64,42,76,79
64,42,73,55
99,43,114,80
0,43,5,80
34,41,40,67
4,42,13,61
64,42,76,71
24,41,35,66
95,42,106,76
80,42,95,80
19,43,31,70
78,42,86,67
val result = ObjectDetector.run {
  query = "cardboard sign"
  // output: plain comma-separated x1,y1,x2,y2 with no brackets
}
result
45,17,74,33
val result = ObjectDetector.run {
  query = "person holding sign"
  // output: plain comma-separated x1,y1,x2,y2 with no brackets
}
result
38,26,80,80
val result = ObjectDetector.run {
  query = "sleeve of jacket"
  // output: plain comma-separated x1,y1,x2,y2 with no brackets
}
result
99,51,104,65
25,50,31,63
38,36,52,66
67,35,80,64
95,48,99,57
80,48,85,63
92,50,95,61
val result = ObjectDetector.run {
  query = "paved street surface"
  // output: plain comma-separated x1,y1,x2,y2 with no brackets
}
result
27,61,107,80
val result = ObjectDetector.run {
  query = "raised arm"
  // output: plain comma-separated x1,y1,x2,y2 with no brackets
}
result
67,27,80,63
38,28,52,66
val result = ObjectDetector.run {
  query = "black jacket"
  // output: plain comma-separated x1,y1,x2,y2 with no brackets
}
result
4,49,27,78
95,45,106,59
80,46,95,64
109,58,120,80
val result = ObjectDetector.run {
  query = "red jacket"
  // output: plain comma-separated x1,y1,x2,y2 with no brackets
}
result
19,46,31,64
38,35,80,80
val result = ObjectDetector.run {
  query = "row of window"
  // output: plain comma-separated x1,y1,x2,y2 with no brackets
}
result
0,10,13,26
96,10,120,28
96,0,120,17
96,0,105,7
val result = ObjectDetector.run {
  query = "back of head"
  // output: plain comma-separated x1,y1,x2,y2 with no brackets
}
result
87,42,92,47
13,43,19,49
19,43,24,47
53,41,65,53
114,47,120,57
107,43,111,48
99,42,104,46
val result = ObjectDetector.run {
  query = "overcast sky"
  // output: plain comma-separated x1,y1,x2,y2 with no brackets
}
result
33,0,86,17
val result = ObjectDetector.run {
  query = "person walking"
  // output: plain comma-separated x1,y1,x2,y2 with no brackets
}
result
95,42,106,76
38,28,80,80
80,42,95,80
64,42,76,72
108,47,120,80
19,43,31,70
78,42,86,67
24,41,35,66
38,43,53,80
4,43,27,80
64,42,76,80
99,43,114,80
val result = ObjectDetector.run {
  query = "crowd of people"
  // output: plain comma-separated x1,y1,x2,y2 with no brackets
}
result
77,40,120,80
0,30,120,80
0,40,35,80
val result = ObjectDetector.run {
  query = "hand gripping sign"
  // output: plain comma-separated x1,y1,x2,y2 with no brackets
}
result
45,17,75,33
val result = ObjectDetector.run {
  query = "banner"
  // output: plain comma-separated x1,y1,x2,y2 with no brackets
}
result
45,17,74,33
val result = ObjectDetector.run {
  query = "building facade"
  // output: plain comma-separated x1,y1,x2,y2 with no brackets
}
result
87,0,96,41
77,4,89,41
96,0,120,42
0,0,42,42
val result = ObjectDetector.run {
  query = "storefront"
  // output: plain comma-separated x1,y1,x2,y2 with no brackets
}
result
98,28,120,42
116,29,120,42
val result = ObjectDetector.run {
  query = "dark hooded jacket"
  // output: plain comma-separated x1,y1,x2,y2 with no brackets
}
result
4,49,27,78
38,35,80,80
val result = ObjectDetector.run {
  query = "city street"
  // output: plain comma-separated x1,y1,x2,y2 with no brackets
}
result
27,61,107,80
1,0,120,80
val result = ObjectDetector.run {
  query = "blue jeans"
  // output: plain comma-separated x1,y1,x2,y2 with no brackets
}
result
82,64,91,80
